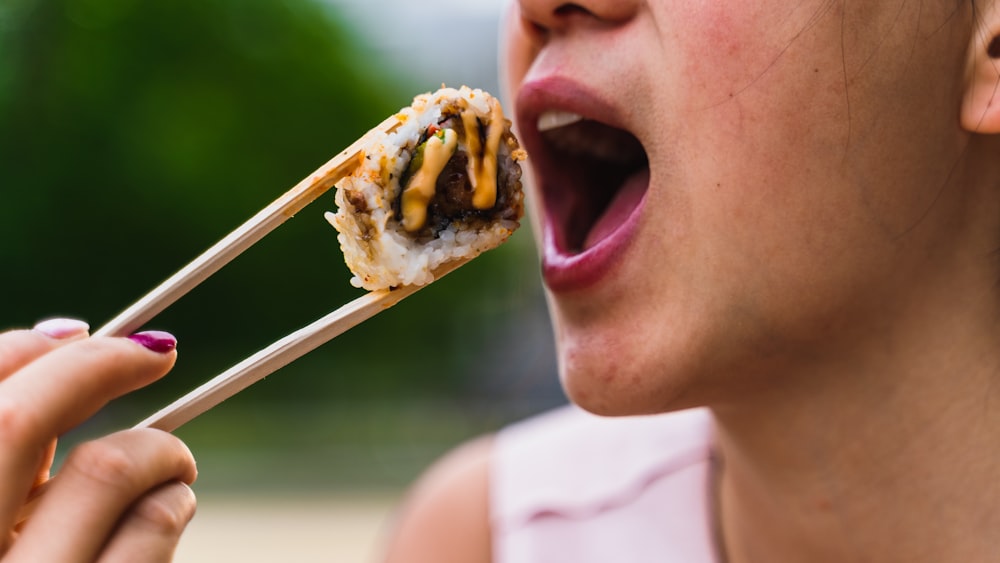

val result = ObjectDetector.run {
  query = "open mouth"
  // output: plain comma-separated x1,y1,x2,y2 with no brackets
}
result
536,111,649,254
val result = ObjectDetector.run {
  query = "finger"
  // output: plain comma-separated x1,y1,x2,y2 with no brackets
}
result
7,429,196,563
0,319,90,378
0,332,177,444
0,333,177,531
96,481,197,563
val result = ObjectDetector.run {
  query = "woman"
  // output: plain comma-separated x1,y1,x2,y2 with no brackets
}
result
0,319,196,561
383,0,1000,562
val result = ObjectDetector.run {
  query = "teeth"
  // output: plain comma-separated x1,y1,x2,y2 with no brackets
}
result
537,110,584,132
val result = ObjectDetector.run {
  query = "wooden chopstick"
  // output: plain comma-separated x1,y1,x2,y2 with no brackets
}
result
132,259,466,432
93,113,402,338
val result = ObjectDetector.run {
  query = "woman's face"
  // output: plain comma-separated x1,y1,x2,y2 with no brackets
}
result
502,0,984,414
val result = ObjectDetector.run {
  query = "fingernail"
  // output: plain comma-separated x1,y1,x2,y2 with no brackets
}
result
33,318,90,339
127,331,177,353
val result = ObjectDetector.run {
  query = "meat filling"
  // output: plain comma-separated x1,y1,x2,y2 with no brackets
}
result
396,117,523,241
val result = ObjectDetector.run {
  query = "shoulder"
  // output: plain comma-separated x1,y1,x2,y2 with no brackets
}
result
379,435,493,563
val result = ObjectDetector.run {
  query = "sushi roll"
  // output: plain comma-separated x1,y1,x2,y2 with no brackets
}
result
326,86,526,290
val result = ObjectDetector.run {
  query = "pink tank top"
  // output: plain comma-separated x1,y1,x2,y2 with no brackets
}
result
490,406,719,562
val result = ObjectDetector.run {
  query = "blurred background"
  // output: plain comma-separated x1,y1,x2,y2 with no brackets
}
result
0,0,564,559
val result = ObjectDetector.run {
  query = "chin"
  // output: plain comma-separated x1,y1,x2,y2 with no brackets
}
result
551,308,707,417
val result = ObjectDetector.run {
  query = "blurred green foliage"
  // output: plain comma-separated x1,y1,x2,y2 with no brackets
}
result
0,0,556,446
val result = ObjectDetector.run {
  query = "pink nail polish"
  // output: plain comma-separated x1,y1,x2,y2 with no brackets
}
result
33,318,90,339
127,331,177,353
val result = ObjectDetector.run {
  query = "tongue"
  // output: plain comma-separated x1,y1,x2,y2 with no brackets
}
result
583,167,649,250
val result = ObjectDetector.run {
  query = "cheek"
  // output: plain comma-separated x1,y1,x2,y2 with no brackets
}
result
678,2,762,55
668,0,854,120
671,2,787,99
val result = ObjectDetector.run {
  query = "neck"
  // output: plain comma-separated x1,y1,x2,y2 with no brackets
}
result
711,262,1000,563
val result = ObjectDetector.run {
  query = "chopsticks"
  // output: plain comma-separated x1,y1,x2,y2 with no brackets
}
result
94,111,409,428
93,112,402,338
17,112,418,525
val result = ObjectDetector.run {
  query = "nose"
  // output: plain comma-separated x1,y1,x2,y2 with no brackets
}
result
516,0,640,35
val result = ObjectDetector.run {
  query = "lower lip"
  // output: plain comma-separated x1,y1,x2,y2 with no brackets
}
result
541,169,648,292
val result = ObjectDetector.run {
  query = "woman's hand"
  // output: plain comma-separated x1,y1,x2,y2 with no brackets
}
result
0,319,197,562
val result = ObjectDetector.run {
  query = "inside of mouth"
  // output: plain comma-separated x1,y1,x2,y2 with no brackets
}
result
543,121,649,253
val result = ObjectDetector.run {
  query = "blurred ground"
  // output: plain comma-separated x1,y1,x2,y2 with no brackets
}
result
175,492,397,563
61,399,565,562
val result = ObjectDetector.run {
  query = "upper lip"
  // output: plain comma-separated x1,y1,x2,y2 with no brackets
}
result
516,76,631,147
515,76,647,254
